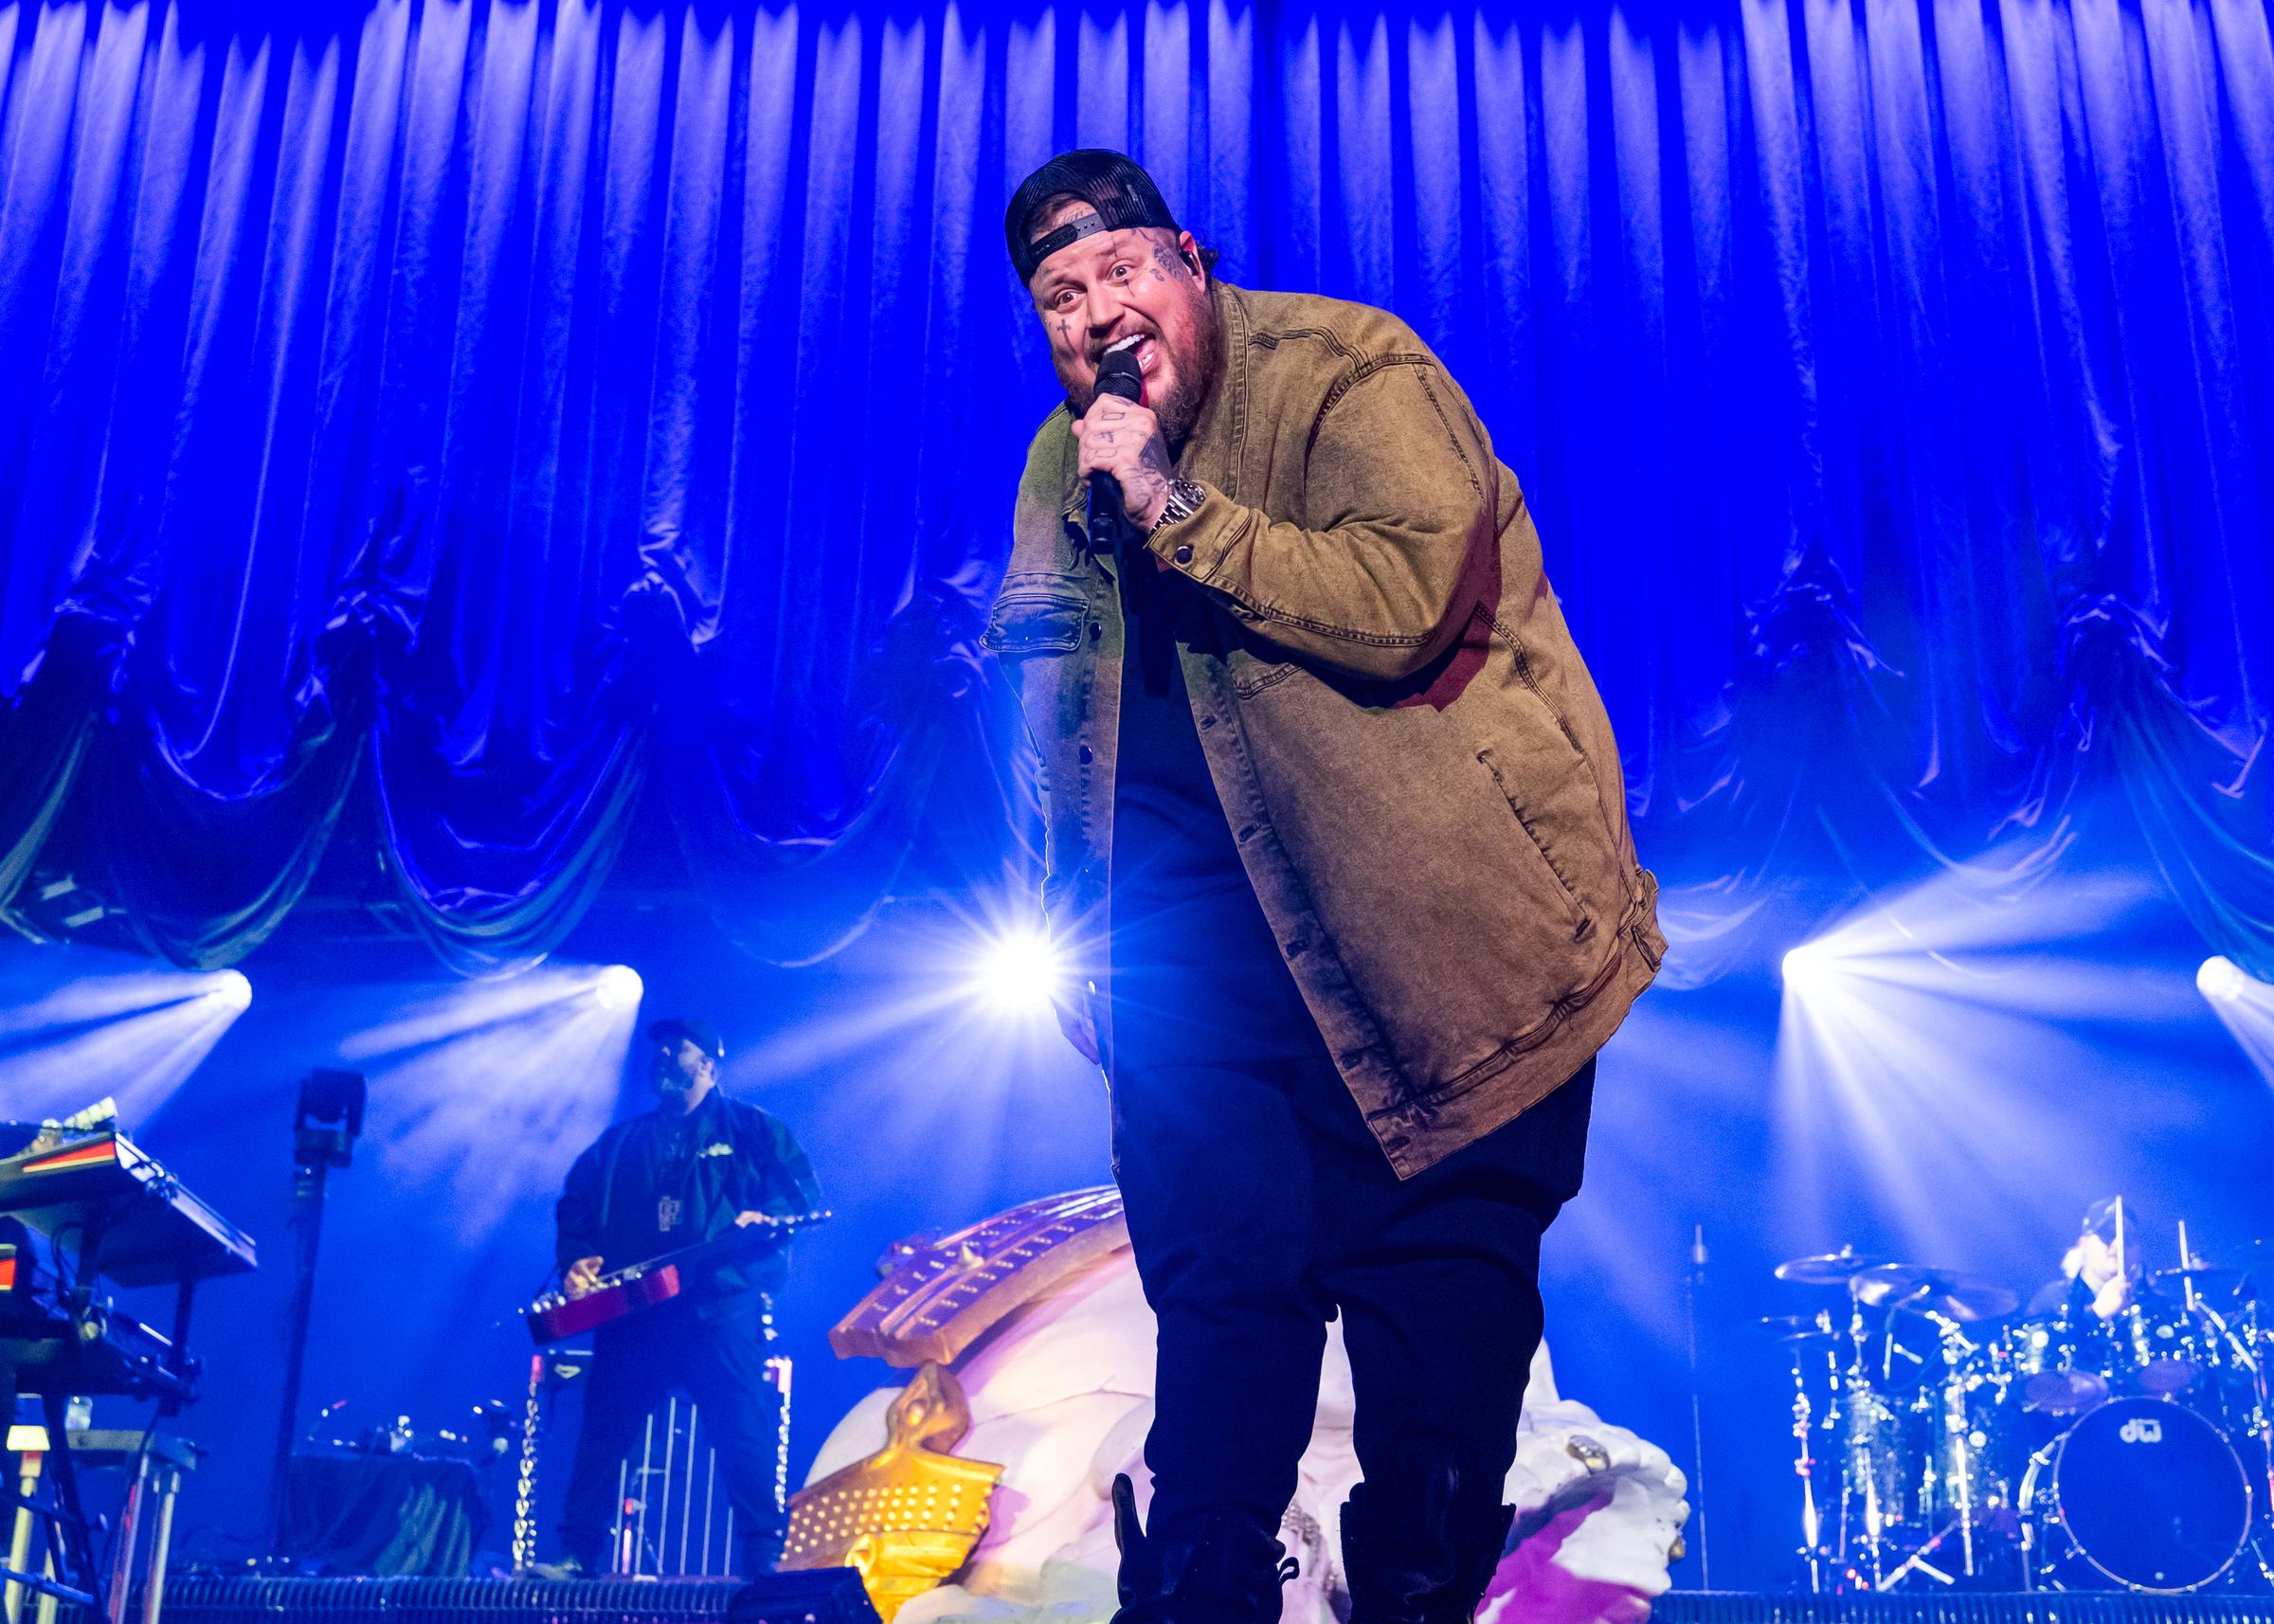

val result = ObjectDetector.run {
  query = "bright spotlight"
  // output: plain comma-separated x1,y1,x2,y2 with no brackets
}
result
208,970,253,1012
973,927,1063,1016
592,965,643,1012
2198,955,2251,1003
1781,943,1826,989
2199,952,2274,1086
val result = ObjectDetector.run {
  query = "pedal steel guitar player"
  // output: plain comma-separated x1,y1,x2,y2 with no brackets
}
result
544,1016,820,1578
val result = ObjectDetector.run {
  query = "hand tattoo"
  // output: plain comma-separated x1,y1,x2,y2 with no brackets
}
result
1127,432,1174,524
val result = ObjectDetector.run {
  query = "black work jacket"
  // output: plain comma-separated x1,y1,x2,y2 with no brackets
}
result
554,1091,819,1315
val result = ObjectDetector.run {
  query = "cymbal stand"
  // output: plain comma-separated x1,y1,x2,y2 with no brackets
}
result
1839,1300,1890,1590
1875,1522,1959,1592
2242,1298,2274,1589
2246,1300,2272,1522
1685,1226,1711,1588
1870,1320,1976,1594
1788,1341,1829,1592
1935,1316,1979,1580
1833,1304,1862,1584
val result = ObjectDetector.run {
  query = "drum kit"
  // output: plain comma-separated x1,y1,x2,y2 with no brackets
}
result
1763,1232,2274,1594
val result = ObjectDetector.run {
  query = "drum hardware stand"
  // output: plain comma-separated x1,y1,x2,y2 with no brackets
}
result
1928,1311,1997,1583
1876,1527,1958,1591
1869,1497,1972,1592
1848,1297,1919,1590
1684,1224,1711,1588
1836,1305,1871,1587
2246,1535,2274,1590
1787,1339,1828,1590
1859,1474,1886,1590
2014,1429,2055,1595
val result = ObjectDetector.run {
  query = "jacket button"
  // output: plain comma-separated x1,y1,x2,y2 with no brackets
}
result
1078,744,1094,765
1283,939,1307,959
1088,621,1102,641
1236,824,1256,841
1173,544,1194,565
1200,715,1217,730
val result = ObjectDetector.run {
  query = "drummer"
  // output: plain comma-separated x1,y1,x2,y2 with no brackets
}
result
2027,1196,2146,1323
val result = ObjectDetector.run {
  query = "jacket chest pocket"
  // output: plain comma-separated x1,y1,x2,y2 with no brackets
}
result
984,574,1092,658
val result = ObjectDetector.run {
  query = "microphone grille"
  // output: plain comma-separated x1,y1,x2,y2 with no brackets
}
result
1094,346,1144,402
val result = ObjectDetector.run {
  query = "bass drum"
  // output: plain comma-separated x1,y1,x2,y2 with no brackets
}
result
2021,1397,2251,1593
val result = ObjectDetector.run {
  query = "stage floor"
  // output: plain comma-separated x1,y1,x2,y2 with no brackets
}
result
50,1579,2274,1624
1658,1594,2274,1624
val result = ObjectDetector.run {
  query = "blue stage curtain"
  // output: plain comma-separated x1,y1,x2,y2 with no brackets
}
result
0,0,2267,978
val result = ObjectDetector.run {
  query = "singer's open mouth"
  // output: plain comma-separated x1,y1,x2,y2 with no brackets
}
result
1101,333,1160,377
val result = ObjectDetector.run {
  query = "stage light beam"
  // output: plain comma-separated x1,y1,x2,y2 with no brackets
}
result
0,953,255,1124
2196,954,2274,1085
1769,874,2203,1267
340,964,647,1241
972,927,1063,1018
592,965,643,1012
2197,955,2251,1003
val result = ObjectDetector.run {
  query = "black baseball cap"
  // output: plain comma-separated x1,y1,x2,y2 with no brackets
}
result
1005,149,1182,284
646,1016,725,1060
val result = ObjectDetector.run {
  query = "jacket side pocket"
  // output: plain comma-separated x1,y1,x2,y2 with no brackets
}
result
1475,745,1596,943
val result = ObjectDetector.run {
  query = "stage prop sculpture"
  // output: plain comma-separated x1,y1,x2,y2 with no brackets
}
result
780,1362,1005,1620
799,1189,1687,1624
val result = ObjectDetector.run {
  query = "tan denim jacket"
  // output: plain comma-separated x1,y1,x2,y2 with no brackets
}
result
985,282,1664,1178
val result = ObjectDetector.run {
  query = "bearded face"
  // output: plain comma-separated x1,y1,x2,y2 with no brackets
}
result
1026,206,1224,449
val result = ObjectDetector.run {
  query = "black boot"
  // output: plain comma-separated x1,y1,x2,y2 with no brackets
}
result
1341,1468,1516,1624
1110,1473,1292,1624
1445,1498,1517,1623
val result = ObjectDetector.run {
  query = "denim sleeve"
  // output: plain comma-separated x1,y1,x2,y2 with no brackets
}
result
1145,361,1500,682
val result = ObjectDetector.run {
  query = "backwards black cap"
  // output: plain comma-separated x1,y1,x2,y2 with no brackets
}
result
647,1015,725,1060
1005,149,1181,284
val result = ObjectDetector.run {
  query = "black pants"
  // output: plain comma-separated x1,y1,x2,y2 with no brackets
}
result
559,1299,787,1574
1109,969,1595,1536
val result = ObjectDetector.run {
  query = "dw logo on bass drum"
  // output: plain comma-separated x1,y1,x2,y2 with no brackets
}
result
2117,1414,2164,1445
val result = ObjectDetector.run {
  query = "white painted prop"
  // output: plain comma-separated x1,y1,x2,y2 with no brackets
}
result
806,1255,1688,1624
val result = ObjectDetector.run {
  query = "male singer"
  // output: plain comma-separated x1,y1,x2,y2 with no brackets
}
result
986,152,1663,1623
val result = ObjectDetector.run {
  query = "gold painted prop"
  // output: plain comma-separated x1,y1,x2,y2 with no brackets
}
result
780,1362,1003,1620
829,1185,1128,1366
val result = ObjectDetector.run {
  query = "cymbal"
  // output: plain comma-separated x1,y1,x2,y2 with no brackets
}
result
2021,1368,2109,1416
1752,1313,1837,1344
2151,1264,2254,1301
1775,1245,1885,1286
1850,1263,2018,1323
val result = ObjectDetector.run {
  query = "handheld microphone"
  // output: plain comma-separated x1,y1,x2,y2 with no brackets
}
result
1086,343,1146,553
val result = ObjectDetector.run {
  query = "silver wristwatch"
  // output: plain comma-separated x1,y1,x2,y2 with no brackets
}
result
1147,478,1206,540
